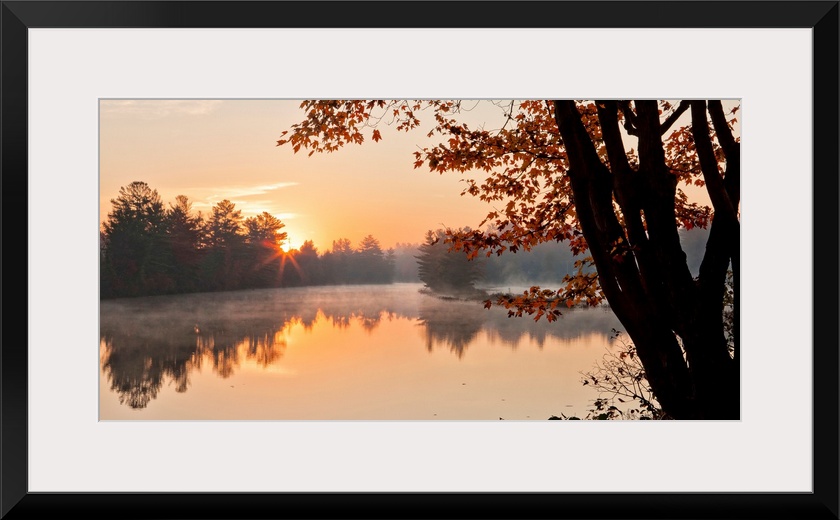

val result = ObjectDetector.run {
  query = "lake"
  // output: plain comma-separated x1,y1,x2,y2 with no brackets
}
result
99,283,624,420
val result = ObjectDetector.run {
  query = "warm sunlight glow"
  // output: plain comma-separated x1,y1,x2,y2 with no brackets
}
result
279,238,302,253
100,289,624,420
100,98,739,422
99,99,498,252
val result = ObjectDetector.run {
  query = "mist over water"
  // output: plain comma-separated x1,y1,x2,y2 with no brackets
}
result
100,283,623,420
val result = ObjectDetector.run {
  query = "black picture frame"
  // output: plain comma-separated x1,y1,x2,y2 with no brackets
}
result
2,1,837,518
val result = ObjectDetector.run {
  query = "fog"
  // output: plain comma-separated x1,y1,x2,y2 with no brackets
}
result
100,283,622,412
392,225,711,287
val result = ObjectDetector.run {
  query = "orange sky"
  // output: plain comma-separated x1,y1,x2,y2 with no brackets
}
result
99,99,504,251
99,99,725,252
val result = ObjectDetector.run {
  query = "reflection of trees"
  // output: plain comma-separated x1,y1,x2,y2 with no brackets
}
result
100,328,197,409
192,321,289,378
99,287,417,409
418,294,623,356
417,299,484,358
308,291,417,333
101,295,295,409
100,285,622,409
320,310,404,333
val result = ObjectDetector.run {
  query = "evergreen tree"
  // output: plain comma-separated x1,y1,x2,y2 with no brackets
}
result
354,235,394,283
101,181,172,297
244,211,287,246
163,195,204,293
243,211,288,288
295,240,323,285
201,199,246,290
416,229,484,296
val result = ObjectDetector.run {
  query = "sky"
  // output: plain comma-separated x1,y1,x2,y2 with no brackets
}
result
99,99,505,252
99,99,726,252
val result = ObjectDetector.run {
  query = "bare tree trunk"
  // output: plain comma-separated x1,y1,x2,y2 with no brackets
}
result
552,100,739,419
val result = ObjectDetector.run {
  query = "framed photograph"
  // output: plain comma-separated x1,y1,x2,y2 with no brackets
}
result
4,1,837,518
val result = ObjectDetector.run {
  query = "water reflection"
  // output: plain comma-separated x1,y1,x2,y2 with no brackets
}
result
100,284,621,409
418,296,622,357
417,299,483,358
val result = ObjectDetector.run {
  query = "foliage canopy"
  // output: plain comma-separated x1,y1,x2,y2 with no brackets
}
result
278,99,740,420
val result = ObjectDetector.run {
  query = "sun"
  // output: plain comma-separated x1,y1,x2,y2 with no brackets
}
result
279,238,303,253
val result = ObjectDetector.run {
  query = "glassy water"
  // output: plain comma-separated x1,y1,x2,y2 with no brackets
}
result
99,283,623,420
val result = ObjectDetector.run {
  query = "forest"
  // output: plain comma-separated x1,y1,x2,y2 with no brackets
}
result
99,181,395,298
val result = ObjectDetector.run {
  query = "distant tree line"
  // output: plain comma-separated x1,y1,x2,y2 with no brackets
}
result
100,181,395,299
412,226,711,297
101,182,710,300
414,227,589,297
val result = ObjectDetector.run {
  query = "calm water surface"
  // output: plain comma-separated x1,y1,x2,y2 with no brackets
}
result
99,283,622,420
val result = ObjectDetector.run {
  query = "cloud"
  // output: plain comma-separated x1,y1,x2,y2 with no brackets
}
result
242,208,298,220
191,198,299,221
100,100,223,118
244,182,301,196
195,181,300,199
188,182,300,219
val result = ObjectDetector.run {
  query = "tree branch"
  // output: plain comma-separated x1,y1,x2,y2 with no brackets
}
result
690,101,739,224
707,100,738,156
554,101,650,322
707,100,741,211
617,101,638,136
659,100,690,136
555,100,699,419
633,100,698,333
697,101,740,372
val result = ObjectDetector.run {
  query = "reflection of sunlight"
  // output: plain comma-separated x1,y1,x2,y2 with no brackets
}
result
100,284,625,418
99,339,108,369
258,364,297,376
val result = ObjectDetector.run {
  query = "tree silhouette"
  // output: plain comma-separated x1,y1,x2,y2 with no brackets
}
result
278,99,740,419
202,199,247,290
99,184,402,296
242,211,288,288
206,199,244,247
415,229,484,297
164,195,204,293
294,240,323,285
321,238,353,284
357,234,383,255
244,211,288,246
353,234,395,283
101,181,172,297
